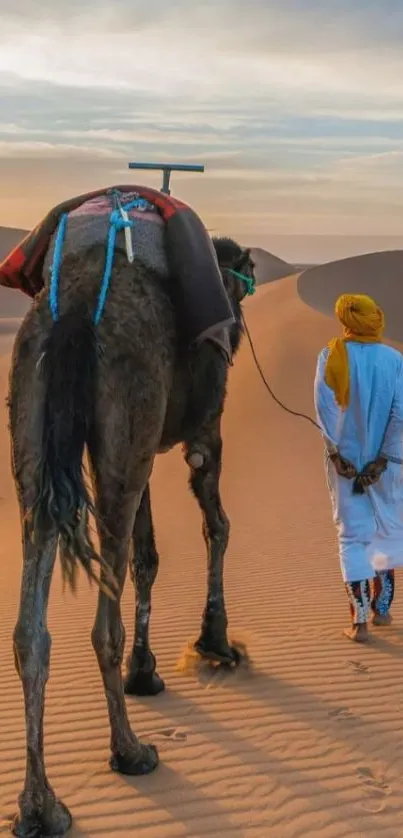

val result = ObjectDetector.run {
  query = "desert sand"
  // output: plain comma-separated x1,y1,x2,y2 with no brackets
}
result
1,251,403,837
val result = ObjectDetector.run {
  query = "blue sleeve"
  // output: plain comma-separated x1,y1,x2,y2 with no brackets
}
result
380,358,403,462
314,349,340,455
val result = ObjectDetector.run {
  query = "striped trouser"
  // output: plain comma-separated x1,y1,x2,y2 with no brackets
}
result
345,570,395,624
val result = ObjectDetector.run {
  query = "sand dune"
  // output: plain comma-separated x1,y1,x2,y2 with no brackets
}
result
0,227,27,261
0,291,30,320
250,247,295,285
0,319,26,357
1,269,403,837
299,250,403,344
0,228,31,324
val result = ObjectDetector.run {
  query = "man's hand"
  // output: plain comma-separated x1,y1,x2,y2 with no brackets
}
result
353,456,388,493
330,453,357,479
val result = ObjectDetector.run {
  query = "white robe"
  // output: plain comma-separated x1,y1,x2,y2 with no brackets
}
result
314,342,403,582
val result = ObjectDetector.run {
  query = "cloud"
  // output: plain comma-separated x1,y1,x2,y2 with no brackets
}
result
0,0,403,252
0,140,119,159
3,0,402,48
2,1,403,104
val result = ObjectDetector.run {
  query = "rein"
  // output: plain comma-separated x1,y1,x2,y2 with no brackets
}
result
223,260,320,431
241,312,321,431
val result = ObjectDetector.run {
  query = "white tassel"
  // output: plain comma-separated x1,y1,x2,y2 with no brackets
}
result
120,207,134,264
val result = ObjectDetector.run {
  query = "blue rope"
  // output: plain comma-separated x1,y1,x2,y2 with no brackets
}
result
93,208,134,326
123,198,152,213
48,195,155,325
49,212,68,321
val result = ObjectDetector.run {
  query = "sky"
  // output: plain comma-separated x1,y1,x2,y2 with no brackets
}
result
1,0,403,262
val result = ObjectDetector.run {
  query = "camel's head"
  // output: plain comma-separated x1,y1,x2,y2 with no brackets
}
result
212,237,256,356
212,237,256,307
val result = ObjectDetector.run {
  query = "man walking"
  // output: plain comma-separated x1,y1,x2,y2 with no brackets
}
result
314,293,403,642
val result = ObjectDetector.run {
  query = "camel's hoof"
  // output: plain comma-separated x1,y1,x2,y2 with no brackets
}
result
12,798,72,837
194,638,241,667
109,743,159,776
124,669,165,697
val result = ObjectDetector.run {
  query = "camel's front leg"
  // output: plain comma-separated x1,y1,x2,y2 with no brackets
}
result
184,421,239,665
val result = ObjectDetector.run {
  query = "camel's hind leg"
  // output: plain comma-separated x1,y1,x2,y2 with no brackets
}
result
124,483,164,697
9,342,72,836
12,526,72,838
90,446,159,775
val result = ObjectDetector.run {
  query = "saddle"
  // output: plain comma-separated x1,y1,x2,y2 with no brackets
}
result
0,185,235,357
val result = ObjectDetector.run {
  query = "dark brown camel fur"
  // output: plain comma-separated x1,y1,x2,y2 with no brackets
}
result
8,235,255,836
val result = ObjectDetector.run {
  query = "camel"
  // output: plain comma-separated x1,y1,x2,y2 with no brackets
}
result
8,229,255,836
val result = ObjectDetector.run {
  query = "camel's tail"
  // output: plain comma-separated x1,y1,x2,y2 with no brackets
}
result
32,304,114,595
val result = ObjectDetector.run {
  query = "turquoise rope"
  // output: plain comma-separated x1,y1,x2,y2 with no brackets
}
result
227,268,256,296
49,212,68,321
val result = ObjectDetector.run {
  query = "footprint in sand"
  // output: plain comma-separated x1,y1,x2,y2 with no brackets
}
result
357,766,391,813
151,727,188,742
349,659,370,675
328,706,355,721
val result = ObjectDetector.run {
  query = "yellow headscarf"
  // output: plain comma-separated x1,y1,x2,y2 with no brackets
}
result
324,293,385,409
